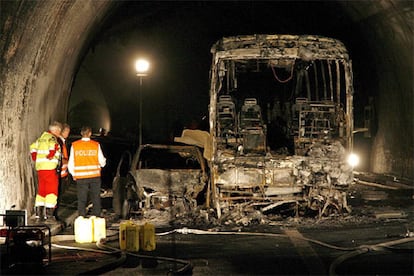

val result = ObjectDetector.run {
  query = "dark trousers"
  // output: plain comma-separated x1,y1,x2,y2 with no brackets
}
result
76,177,101,217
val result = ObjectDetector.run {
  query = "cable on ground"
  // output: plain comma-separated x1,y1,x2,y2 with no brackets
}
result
51,232,192,275
157,227,414,276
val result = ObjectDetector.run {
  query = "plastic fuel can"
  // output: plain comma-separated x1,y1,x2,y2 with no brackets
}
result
140,222,156,251
74,216,93,243
126,223,140,251
119,220,131,250
119,220,140,251
75,216,107,243
91,216,106,242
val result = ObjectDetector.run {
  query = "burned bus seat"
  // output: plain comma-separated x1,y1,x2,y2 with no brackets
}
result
239,98,266,153
217,95,237,138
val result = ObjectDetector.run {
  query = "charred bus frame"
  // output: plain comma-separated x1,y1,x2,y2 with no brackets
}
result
208,34,354,218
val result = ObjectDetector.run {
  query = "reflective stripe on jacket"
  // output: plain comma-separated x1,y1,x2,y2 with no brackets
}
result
30,131,61,170
60,137,69,178
60,164,68,178
71,139,101,179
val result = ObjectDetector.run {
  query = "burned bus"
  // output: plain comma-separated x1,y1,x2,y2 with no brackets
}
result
208,34,356,218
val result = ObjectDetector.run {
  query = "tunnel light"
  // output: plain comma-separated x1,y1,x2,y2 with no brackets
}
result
135,59,150,76
134,58,151,147
347,153,360,168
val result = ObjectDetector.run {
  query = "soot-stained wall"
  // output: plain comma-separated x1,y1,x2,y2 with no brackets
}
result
339,1,413,178
0,0,113,213
0,0,412,215
357,1,413,177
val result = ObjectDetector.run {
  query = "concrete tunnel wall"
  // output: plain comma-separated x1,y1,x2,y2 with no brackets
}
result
0,0,412,214
349,1,414,178
0,0,114,214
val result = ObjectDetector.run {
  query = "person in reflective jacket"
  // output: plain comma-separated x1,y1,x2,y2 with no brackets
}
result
68,126,106,217
54,123,71,220
30,121,62,221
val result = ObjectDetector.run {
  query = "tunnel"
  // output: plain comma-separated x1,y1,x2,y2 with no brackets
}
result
0,1,412,215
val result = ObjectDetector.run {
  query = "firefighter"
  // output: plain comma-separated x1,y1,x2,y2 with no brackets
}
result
30,121,63,221
68,126,106,217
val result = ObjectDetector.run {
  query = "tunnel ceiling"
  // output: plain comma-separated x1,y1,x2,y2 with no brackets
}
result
0,0,412,215
95,1,352,42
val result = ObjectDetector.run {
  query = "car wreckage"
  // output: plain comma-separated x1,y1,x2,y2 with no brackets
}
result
205,34,356,218
116,144,209,219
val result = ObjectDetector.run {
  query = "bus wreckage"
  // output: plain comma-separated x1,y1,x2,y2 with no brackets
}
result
205,34,356,218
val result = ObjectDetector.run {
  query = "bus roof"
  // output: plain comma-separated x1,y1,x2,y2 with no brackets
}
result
211,34,349,61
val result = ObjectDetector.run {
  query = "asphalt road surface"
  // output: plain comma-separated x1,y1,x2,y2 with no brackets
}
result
1,171,413,275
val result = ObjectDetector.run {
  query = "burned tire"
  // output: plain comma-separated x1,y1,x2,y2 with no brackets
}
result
112,151,131,217
121,199,131,219
112,176,127,217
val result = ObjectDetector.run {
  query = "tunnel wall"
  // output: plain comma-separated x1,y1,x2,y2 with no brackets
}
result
0,0,113,214
358,1,414,178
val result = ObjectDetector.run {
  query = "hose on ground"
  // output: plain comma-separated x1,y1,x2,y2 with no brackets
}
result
51,234,127,275
51,232,192,275
157,227,414,276
51,227,413,275
157,227,358,251
329,237,414,276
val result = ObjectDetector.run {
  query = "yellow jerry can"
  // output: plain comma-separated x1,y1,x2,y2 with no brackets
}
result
126,223,140,252
119,220,140,251
140,222,156,251
119,220,132,250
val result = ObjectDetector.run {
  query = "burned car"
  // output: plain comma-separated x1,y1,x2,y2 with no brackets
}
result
207,34,356,218
118,144,209,219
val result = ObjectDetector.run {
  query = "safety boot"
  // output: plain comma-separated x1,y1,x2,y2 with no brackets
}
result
35,206,41,219
45,207,56,222
34,206,42,222
42,206,47,220
33,206,46,224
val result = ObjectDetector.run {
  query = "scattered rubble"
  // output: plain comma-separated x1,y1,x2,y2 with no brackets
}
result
124,171,413,229
214,141,353,219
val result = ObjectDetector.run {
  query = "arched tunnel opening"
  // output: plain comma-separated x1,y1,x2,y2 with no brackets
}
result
0,0,412,220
